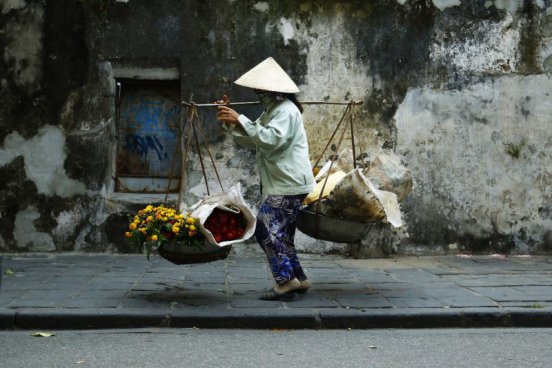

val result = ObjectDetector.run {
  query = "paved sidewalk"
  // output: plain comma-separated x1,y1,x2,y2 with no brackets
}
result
1,247,551,330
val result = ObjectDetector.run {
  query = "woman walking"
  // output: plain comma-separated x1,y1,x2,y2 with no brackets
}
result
216,57,315,300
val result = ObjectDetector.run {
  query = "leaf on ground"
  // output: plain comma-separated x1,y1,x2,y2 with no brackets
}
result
4,269,15,276
31,332,55,337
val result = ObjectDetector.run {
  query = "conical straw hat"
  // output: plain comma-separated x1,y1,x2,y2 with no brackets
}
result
234,57,300,93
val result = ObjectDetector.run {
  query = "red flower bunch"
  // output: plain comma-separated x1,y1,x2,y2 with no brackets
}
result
204,208,246,243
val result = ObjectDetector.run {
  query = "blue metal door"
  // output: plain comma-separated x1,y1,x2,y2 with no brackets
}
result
116,79,181,193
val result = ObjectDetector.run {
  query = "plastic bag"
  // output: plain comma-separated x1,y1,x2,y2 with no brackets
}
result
314,148,355,182
307,148,356,205
318,168,402,227
304,170,347,205
183,183,256,247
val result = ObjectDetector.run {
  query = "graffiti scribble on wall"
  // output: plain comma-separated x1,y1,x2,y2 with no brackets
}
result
116,82,181,177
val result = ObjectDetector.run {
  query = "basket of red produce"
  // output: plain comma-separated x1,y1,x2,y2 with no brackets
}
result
125,204,230,264
159,206,250,265
203,208,248,244
126,184,256,265
156,207,245,265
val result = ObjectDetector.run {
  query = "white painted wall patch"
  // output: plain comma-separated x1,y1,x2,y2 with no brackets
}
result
432,0,462,11
253,2,269,13
14,206,55,251
0,125,87,198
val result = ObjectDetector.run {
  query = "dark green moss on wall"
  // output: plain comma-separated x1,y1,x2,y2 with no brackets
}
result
517,0,541,74
43,0,89,121
0,157,39,250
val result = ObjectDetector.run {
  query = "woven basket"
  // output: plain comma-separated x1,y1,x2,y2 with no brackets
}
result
157,242,232,265
296,204,373,243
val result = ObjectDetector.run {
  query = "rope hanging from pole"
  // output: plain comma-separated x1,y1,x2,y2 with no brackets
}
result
313,103,355,220
169,97,363,211
168,97,227,209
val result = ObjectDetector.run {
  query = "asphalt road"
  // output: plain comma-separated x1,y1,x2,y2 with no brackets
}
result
1,328,551,367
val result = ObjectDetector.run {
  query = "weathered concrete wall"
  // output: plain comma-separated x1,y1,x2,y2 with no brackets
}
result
391,0,552,255
1,0,551,255
396,75,552,254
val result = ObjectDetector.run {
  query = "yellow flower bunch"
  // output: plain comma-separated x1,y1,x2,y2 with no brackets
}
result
125,204,204,259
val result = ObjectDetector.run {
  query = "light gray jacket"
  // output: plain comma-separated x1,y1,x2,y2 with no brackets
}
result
231,99,315,197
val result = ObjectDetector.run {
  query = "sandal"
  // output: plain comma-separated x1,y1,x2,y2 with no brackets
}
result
297,279,312,294
259,288,297,301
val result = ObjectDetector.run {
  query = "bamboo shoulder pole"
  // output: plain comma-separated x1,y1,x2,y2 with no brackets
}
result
181,100,363,108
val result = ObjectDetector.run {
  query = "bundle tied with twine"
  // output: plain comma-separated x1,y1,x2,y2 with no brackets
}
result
302,101,411,229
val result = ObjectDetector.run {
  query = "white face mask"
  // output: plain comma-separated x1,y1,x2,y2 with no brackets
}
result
255,91,273,106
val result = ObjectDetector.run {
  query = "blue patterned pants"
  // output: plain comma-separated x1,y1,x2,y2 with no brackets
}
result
255,194,308,285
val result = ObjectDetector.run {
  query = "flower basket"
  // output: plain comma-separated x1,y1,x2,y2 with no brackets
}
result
125,204,231,264
157,241,232,265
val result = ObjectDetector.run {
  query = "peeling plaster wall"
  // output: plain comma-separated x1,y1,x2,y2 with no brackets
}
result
14,206,55,251
1,0,101,253
1,0,552,256
395,75,552,253
0,126,87,198
2,1,43,93
430,14,521,74
293,10,379,162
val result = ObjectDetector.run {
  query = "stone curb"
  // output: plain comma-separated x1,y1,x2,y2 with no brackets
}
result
1,307,551,330
318,309,465,329
507,308,552,328
13,308,171,330
0,308,15,330
169,309,320,329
